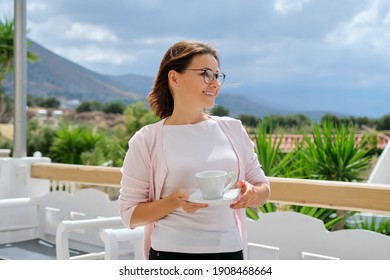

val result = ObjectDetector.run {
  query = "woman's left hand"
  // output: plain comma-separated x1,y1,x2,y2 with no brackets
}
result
230,180,268,209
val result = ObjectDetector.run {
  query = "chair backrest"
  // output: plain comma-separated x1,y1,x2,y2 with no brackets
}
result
38,188,119,250
247,211,390,260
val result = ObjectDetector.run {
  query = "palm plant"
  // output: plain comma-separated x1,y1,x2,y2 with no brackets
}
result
50,125,105,164
0,17,39,85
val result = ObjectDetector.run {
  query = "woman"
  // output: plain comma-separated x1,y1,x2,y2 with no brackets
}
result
119,40,270,260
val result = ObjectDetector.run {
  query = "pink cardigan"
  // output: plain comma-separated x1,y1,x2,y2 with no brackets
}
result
119,115,269,259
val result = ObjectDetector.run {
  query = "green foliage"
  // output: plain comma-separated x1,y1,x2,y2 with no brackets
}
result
124,101,159,139
248,123,297,219
211,105,229,116
238,114,260,127
76,101,102,112
75,100,126,114
26,119,56,157
0,133,12,150
254,123,296,177
291,121,373,230
376,114,390,131
20,101,159,167
320,113,380,130
249,119,376,232
102,101,126,114
50,125,105,164
262,114,311,132
27,95,60,108
0,89,13,122
345,214,390,236
0,17,39,85
299,121,372,181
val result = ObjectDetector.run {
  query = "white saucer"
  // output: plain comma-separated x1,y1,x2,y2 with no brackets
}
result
187,189,240,205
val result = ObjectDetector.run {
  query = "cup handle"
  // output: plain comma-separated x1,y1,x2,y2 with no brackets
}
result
223,172,237,194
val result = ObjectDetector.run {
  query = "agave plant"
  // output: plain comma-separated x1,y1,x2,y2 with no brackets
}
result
291,121,373,230
299,121,373,182
345,214,390,236
247,123,298,219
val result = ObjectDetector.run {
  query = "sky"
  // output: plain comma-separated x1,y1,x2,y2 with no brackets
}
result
1,0,390,117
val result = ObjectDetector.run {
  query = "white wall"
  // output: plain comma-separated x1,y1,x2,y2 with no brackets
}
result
0,157,51,199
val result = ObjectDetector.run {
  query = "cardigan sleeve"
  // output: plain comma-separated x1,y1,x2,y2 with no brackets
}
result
119,130,152,229
239,122,270,187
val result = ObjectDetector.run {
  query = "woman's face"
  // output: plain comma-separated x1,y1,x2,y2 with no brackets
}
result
171,54,221,111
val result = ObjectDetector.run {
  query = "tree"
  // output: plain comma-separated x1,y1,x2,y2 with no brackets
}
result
102,101,126,114
377,114,390,131
238,114,260,128
0,88,13,122
40,96,60,108
124,101,159,139
76,101,102,112
26,118,56,157
0,17,39,86
211,105,229,116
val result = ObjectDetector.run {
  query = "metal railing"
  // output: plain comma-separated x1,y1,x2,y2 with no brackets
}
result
30,162,390,214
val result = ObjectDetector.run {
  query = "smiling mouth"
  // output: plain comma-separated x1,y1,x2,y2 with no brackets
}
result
203,91,216,96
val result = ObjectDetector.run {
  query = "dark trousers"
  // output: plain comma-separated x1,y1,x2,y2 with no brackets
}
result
149,247,243,260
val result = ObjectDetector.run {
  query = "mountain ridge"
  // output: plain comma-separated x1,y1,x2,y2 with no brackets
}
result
2,40,358,120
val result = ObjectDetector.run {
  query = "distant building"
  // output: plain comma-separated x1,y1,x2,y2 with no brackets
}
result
61,99,81,109
52,110,64,117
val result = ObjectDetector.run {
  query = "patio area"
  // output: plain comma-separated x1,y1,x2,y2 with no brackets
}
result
1,0,389,262
0,143,389,260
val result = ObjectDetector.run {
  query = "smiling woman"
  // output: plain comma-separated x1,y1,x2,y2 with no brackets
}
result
118,40,271,260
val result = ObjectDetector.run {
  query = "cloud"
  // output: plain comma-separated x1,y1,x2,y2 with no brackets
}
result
2,0,390,92
274,0,311,14
62,45,135,65
64,22,118,43
326,0,390,52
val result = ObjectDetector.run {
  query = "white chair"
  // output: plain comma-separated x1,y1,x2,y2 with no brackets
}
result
98,211,390,260
0,188,123,260
100,227,144,260
247,211,390,260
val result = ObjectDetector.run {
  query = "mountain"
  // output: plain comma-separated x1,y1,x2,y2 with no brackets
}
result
4,41,152,104
3,40,370,120
3,41,295,117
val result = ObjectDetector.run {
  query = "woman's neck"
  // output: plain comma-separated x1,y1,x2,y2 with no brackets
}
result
165,110,209,125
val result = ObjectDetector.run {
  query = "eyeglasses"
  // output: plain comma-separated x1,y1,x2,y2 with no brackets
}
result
185,68,226,85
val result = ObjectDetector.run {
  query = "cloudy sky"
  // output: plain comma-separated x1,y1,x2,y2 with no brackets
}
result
1,0,389,117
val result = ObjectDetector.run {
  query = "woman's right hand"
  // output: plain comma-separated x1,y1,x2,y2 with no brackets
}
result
130,188,208,227
174,188,208,214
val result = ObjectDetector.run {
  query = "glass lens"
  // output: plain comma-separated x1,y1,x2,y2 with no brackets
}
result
204,70,214,83
203,70,225,85
218,73,225,85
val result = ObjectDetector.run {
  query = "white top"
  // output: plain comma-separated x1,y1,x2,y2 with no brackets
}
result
151,119,242,253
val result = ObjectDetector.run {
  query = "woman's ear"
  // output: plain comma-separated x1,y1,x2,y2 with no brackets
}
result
168,70,179,88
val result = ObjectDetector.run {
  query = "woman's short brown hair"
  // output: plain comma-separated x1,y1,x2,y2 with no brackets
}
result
148,40,220,119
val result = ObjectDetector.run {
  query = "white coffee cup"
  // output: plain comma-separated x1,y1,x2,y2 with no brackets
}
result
195,170,237,200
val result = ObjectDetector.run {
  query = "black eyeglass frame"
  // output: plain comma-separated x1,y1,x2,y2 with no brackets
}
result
185,68,226,85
